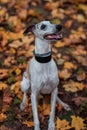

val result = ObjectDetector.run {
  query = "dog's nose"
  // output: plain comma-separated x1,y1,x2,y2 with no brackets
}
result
56,25,62,31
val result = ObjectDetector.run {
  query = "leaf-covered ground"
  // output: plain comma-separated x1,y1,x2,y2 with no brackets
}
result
0,0,87,130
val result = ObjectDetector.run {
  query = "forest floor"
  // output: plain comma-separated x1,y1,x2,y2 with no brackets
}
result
0,0,87,130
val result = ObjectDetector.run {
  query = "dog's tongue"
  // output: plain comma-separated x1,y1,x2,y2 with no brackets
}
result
45,34,62,40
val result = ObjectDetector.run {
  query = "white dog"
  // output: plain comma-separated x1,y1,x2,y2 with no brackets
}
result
20,21,70,130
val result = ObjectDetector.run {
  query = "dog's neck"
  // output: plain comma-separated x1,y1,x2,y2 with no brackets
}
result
35,37,51,54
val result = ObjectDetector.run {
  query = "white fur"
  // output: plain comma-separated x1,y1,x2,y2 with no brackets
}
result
20,21,70,130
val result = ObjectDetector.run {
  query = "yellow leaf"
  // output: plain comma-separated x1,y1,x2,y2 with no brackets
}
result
23,120,34,128
0,113,7,122
11,81,23,99
0,82,8,90
42,104,51,116
63,80,84,92
71,116,87,130
55,41,66,48
56,118,71,130
15,68,21,75
58,69,71,80
64,62,77,70
0,0,9,4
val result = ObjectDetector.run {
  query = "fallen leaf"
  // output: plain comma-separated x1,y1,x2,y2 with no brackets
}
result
15,68,21,75
74,56,87,66
56,103,63,111
63,80,85,92
72,97,87,106
0,125,11,130
3,91,13,104
0,69,8,80
59,69,71,80
23,120,34,128
77,72,86,81
65,20,73,28
42,104,51,116
64,61,77,70
71,116,87,130
11,81,22,99
9,40,24,49
56,118,71,130
0,82,8,90
0,113,7,122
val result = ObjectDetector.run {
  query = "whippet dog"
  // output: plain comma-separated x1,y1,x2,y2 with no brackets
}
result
20,21,70,130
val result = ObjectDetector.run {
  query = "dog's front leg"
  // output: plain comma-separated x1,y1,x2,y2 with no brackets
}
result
31,92,40,130
48,88,57,130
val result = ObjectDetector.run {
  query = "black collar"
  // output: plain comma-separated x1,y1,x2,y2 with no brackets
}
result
33,50,52,63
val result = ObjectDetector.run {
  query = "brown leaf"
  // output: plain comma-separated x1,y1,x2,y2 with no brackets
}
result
3,90,13,104
23,120,34,128
0,113,7,122
65,20,73,28
72,97,87,106
77,72,86,81
64,61,77,70
74,56,87,66
0,69,8,80
59,69,71,80
0,125,11,130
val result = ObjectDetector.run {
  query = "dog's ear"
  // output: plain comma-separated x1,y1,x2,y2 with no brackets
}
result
23,25,35,35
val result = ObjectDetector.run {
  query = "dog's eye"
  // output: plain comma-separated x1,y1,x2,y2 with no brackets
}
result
40,24,46,30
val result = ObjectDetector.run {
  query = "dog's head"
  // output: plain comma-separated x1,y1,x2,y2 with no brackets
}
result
23,21,62,41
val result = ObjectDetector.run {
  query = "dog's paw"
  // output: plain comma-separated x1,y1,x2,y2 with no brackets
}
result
48,122,55,130
20,102,26,111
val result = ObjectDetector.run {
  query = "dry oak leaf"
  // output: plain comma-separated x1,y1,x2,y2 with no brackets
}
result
0,82,8,90
0,0,9,4
71,116,87,130
0,113,7,122
45,1,60,10
58,69,71,80
56,118,71,130
77,72,86,81
74,56,87,66
42,104,51,116
15,68,21,75
64,61,77,70
51,9,64,19
55,41,67,48
9,40,24,49
63,80,84,92
0,125,11,130
11,81,22,99
65,20,73,28
23,120,34,128
0,69,8,80
72,96,87,106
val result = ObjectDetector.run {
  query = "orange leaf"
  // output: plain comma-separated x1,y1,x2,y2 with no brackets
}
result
56,118,71,130
63,80,84,92
0,82,8,90
23,120,34,128
58,69,71,80
0,113,7,122
71,116,87,130
64,62,77,70
42,104,51,116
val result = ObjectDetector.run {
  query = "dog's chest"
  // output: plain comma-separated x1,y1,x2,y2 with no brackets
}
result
30,59,58,94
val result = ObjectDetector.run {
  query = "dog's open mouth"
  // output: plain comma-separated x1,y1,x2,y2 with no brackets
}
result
44,33,63,40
